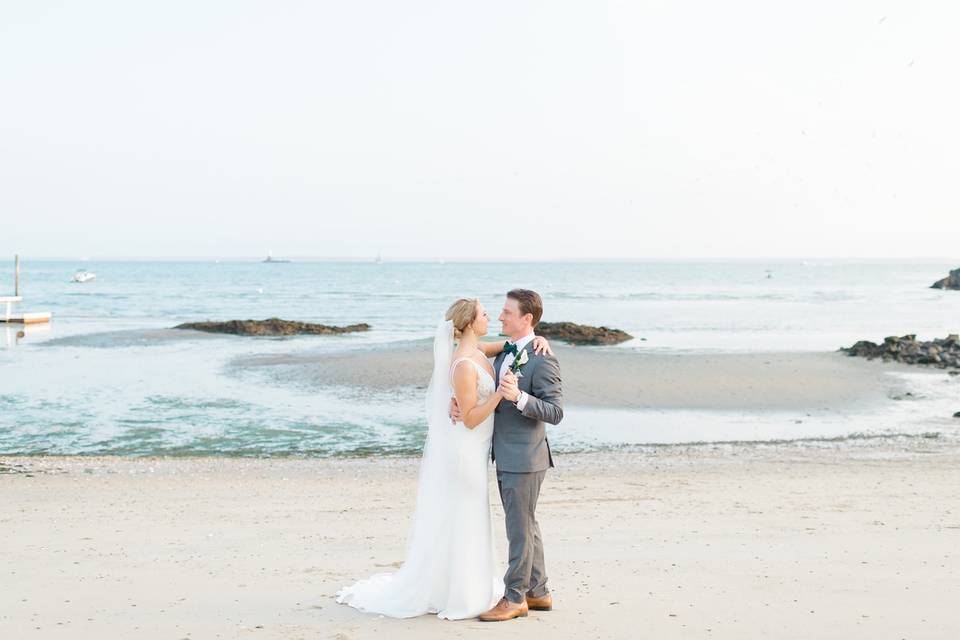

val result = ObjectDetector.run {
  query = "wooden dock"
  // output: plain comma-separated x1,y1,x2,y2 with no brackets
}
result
1,298,51,323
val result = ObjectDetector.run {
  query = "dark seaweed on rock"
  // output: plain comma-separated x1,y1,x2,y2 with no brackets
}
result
840,334,960,369
174,318,371,336
536,321,633,346
930,267,960,290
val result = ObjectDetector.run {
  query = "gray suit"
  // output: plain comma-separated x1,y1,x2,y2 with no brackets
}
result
492,343,563,604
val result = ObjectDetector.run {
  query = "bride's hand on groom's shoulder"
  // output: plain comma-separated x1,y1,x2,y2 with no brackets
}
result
532,336,553,356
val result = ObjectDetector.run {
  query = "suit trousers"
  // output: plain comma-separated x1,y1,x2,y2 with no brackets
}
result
496,469,549,603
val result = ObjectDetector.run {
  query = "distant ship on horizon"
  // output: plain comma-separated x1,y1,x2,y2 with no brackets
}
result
263,251,290,264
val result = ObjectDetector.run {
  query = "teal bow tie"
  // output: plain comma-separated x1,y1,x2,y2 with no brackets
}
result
503,341,518,356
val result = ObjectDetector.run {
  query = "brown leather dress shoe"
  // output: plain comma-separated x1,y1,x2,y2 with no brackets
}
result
478,597,529,622
525,592,553,611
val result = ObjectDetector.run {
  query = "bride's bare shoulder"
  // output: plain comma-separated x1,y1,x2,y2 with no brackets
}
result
451,348,476,370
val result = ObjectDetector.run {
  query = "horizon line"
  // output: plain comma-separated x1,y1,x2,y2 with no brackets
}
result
1,255,958,263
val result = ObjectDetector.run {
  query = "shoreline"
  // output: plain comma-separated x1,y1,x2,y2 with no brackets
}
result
4,429,960,470
0,425,954,467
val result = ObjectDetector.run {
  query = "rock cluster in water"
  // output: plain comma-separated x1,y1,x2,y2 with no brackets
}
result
174,318,371,336
536,321,633,345
840,334,960,369
930,267,960,290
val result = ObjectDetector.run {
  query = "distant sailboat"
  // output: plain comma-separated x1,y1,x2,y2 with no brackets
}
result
375,252,383,264
263,251,290,264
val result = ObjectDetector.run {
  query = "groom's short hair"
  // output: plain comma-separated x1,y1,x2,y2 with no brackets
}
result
507,289,543,327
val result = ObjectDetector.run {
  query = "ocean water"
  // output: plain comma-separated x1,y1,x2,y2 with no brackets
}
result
2,259,959,457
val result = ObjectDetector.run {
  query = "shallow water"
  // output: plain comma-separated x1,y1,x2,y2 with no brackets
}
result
2,259,959,456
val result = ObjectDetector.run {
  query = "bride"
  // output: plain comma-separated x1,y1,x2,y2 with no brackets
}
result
335,298,552,620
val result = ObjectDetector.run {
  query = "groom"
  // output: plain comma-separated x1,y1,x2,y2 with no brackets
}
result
452,288,564,622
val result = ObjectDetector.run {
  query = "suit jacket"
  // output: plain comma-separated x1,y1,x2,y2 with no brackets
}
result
491,342,564,472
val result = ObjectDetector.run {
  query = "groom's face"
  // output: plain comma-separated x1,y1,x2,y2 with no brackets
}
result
499,298,528,338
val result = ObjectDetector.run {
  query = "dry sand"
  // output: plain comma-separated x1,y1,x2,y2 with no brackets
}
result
2,442,959,639
234,345,921,411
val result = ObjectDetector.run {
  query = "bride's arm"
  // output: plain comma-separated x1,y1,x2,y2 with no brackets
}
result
477,341,503,358
476,336,554,358
452,363,503,429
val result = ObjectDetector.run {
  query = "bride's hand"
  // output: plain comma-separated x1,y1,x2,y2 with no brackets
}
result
494,373,511,397
498,371,520,402
532,335,553,356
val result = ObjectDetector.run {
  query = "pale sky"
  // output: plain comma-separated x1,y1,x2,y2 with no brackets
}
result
1,1,958,260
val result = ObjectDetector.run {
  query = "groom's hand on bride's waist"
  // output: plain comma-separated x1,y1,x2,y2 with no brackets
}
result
448,397,463,424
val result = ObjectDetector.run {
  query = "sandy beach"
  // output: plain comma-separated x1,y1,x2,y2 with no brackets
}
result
2,440,958,640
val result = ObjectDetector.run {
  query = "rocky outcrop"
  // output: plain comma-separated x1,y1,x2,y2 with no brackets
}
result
536,321,633,345
930,268,960,290
174,318,371,336
840,334,960,369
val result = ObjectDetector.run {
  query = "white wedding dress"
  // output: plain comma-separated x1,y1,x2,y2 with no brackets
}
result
335,319,502,620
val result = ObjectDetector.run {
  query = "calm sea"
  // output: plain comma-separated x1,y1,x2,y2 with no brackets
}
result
2,259,959,457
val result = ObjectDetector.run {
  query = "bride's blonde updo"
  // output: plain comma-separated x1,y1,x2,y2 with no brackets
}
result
445,298,480,340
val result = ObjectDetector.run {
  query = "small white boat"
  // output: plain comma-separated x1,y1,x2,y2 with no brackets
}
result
72,269,96,283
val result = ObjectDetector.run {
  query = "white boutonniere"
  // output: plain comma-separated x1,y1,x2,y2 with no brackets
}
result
510,349,530,377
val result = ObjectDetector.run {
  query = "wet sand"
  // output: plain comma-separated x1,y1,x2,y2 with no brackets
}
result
233,344,922,410
2,443,959,639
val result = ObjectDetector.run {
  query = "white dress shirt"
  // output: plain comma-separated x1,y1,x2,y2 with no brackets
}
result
500,331,535,411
